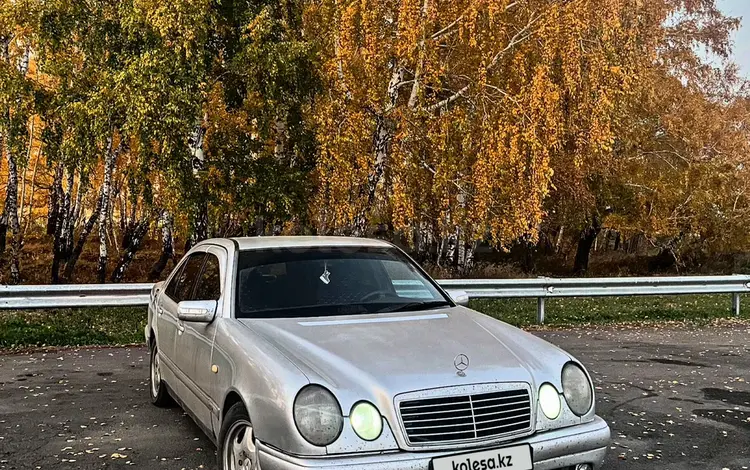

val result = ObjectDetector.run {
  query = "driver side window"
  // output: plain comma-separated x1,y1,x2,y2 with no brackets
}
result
166,253,206,302
194,254,221,301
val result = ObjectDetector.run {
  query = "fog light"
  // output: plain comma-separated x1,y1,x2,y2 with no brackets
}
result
538,383,561,420
350,402,382,441
575,464,592,470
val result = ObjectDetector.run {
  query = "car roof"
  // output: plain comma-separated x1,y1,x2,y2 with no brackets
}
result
226,236,393,251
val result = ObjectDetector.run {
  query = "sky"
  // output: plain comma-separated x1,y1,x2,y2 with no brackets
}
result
718,0,750,79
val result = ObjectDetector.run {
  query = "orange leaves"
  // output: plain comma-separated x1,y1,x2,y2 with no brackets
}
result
306,0,747,250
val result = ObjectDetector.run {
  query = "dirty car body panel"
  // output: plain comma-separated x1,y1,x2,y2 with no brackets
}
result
146,236,610,469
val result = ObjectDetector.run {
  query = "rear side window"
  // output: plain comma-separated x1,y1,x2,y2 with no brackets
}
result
169,253,206,302
194,254,222,301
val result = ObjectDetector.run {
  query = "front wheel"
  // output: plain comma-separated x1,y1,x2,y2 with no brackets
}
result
218,403,257,470
149,341,172,407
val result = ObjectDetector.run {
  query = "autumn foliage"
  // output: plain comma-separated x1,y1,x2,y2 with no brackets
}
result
0,0,748,284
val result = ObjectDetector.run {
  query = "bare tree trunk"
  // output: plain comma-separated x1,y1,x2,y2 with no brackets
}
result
407,0,430,109
21,140,41,236
61,170,75,257
446,229,458,267
47,164,63,235
97,136,125,283
461,240,478,274
62,193,102,281
107,198,118,256
18,45,29,76
119,183,130,247
17,119,35,237
274,116,289,162
573,217,602,275
67,176,84,256
0,40,6,254
0,189,6,255
121,216,137,249
0,41,25,281
414,223,432,262
194,199,208,241
187,120,209,248
189,121,206,174
436,237,446,267
554,226,565,253
97,138,114,282
3,138,21,284
18,165,28,235
148,210,174,281
254,215,266,236
111,216,151,283
352,64,403,237
51,169,75,283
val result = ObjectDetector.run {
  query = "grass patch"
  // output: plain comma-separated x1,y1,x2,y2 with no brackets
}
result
0,295,747,350
0,307,146,351
471,294,748,328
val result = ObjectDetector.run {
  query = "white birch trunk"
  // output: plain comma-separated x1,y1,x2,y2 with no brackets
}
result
2,135,21,283
274,116,288,162
111,215,152,283
22,145,41,235
149,210,175,281
97,136,121,283
188,120,208,246
352,64,403,237
408,0,430,109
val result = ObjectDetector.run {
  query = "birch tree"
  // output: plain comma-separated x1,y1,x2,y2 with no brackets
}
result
542,0,745,273
0,7,36,284
306,0,648,249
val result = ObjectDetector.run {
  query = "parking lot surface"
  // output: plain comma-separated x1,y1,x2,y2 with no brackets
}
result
1,323,749,469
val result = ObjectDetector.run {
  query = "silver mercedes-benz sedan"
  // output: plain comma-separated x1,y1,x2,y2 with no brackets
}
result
146,236,610,470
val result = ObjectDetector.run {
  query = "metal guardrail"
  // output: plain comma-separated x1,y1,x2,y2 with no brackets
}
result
0,283,153,309
2,275,749,323
439,275,750,322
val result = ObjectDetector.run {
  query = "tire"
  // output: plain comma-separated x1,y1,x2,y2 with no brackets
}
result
149,339,173,407
218,402,257,470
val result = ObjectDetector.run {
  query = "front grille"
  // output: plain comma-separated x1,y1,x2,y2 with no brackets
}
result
399,388,532,445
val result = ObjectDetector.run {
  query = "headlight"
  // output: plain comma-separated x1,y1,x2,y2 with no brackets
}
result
538,383,561,420
350,402,383,441
293,385,343,446
562,363,593,416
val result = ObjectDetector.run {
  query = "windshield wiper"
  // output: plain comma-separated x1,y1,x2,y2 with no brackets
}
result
378,300,451,313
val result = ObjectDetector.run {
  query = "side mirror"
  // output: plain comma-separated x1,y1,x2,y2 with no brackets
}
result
446,290,470,307
177,300,217,323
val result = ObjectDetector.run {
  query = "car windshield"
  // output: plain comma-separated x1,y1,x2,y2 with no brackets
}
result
234,247,451,318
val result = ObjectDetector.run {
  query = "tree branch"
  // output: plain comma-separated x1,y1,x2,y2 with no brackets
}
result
426,13,539,113
431,2,518,41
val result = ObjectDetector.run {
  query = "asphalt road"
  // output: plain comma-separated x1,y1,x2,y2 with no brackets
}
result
1,323,749,469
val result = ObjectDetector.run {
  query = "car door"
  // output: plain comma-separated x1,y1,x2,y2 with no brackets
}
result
172,247,225,434
156,251,207,396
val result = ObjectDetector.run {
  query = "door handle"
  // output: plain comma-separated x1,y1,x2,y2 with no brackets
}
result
157,306,164,315
177,321,185,335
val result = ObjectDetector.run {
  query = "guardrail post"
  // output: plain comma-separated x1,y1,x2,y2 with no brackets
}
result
537,297,545,324
733,293,741,317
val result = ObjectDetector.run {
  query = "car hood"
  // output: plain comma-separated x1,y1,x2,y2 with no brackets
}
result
238,307,573,406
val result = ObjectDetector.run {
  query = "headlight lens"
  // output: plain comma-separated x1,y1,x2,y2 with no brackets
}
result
350,402,383,441
293,385,343,446
538,383,561,420
562,363,593,416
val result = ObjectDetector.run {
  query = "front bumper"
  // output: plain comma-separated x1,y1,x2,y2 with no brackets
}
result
258,416,610,470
